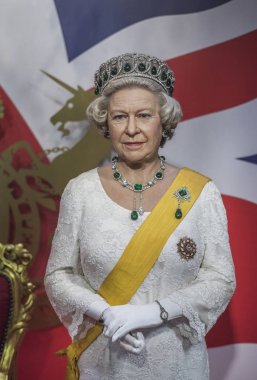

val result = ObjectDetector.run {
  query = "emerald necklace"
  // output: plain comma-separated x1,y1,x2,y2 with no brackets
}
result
112,156,166,220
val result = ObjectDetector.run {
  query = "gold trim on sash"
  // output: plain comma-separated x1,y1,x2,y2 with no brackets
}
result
62,167,210,380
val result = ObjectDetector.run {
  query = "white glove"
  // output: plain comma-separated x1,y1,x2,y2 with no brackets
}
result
102,300,182,342
86,301,145,353
119,332,145,354
102,303,162,342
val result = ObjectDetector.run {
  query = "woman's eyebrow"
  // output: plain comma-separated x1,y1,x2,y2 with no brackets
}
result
109,107,155,113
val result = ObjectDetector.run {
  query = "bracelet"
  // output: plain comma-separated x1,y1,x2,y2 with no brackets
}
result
155,300,169,322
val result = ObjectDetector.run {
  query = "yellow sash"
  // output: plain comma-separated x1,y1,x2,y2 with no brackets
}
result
63,167,210,379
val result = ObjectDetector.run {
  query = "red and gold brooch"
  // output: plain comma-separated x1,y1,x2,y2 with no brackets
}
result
177,237,197,260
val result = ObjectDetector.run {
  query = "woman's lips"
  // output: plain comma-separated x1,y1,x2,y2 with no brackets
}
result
123,142,144,149
123,141,144,147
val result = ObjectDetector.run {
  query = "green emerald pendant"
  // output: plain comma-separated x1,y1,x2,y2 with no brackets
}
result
131,210,139,220
134,183,143,191
175,208,182,219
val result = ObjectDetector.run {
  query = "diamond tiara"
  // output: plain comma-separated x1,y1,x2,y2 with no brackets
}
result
94,53,175,96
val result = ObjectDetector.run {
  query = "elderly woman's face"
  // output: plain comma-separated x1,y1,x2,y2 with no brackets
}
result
107,87,162,164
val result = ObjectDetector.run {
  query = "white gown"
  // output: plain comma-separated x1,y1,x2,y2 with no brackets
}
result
45,168,236,380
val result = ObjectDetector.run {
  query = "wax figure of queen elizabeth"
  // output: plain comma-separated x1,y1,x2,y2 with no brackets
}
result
45,53,236,380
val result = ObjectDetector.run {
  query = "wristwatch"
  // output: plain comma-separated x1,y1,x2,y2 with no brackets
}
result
98,307,110,325
155,300,169,322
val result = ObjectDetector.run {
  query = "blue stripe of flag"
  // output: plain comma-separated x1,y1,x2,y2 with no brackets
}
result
54,0,232,61
238,155,257,165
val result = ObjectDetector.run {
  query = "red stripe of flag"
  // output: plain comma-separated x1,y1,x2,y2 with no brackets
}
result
168,30,257,120
207,196,257,347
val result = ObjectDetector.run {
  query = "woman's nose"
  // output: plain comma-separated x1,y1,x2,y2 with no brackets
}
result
126,115,139,135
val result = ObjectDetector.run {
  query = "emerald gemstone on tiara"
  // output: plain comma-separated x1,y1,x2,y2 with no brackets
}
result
138,63,146,71
111,67,117,76
124,63,131,72
161,71,167,81
151,66,157,75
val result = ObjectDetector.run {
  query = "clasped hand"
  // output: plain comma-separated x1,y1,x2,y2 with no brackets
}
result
102,303,161,343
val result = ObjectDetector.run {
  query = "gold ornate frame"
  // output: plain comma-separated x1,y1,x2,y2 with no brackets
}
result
0,244,35,380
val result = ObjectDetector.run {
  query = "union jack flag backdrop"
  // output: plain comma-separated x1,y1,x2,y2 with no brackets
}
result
0,1,256,379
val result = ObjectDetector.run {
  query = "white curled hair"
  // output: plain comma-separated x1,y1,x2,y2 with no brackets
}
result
86,76,182,147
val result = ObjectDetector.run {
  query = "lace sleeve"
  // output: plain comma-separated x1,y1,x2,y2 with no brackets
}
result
167,182,236,344
44,179,108,340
